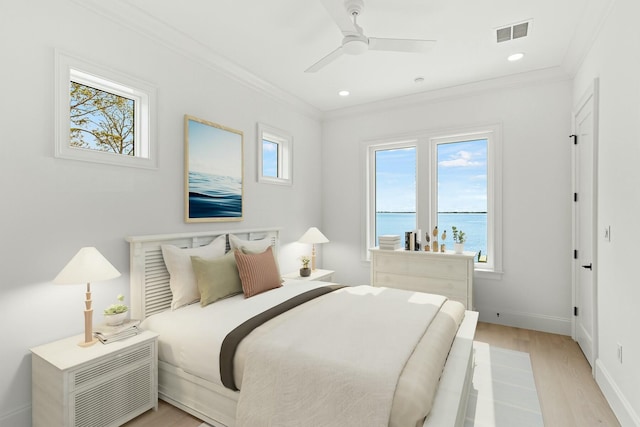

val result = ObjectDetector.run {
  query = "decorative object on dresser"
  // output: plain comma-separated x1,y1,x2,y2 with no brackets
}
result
452,226,467,254
379,234,402,250
184,114,244,223
370,248,476,309
30,330,158,427
53,247,121,347
298,226,329,270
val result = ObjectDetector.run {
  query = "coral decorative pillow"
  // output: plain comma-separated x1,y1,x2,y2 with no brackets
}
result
234,246,282,298
161,234,226,309
191,251,243,307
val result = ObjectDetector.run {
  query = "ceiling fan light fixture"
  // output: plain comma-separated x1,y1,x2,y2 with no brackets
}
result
342,37,368,55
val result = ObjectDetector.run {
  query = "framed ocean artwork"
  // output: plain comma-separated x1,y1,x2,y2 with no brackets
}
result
184,115,244,222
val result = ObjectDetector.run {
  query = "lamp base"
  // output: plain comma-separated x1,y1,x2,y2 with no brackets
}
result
78,338,98,347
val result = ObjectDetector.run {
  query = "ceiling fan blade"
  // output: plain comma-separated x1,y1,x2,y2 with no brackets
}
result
368,37,436,53
305,46,344,73
320,0,359,35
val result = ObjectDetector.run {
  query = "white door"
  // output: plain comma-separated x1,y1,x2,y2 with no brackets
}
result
572,80,598,369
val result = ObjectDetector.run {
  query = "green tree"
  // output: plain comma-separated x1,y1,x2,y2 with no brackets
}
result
70,82,135,155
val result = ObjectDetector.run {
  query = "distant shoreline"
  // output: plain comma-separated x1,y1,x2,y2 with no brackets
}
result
377,211,487,214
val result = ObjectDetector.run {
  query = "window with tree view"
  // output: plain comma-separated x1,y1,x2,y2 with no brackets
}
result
70,82,136,155
55,52,156,169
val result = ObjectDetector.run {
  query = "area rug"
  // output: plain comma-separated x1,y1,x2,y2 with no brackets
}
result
465,342,543,426
199,342,543,427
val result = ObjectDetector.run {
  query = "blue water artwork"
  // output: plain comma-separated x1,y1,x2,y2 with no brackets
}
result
185,116,243,221
189,171,242,218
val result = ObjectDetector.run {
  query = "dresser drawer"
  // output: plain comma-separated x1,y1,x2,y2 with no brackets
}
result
373,252,468,280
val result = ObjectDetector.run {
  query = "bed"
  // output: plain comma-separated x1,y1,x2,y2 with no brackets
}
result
126,228,478,427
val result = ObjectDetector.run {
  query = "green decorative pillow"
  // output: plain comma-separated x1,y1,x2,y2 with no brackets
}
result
191,251,243,307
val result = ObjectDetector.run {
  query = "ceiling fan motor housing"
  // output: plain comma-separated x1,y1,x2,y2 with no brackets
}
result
342,34,368,55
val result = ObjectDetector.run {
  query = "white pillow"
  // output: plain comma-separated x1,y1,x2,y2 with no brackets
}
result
229,234,272,252
229,234,282,281
161,234,226,310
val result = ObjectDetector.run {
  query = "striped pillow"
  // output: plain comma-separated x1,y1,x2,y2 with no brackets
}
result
234,246,282,298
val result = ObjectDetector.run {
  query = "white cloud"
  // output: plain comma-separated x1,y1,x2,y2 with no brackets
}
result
439,150,481,167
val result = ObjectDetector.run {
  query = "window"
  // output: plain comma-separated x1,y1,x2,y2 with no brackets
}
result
365,125,502,276
55,51,157,168
371,145,416,246
257,123,292,185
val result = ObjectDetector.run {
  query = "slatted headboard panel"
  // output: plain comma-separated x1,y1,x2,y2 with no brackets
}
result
126,228,281,319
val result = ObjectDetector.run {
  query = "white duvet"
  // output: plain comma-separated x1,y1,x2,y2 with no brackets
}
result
140,280,335,384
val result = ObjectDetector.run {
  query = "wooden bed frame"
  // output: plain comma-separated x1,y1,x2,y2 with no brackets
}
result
126,228,478,427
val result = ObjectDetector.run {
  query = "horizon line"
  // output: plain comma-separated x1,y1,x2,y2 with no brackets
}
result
377,211,487,214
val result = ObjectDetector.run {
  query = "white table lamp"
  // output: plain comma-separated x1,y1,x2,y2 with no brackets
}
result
54,247,121,347
298,227,329,271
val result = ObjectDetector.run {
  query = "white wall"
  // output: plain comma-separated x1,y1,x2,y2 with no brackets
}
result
573,0,640,424
0,2,323,425
322,78,574,334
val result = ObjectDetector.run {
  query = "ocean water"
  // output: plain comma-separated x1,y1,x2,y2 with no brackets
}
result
188,171,242,218
376,212,487,258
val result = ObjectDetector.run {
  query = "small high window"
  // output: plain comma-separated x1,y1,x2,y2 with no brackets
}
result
55,51,157,169
257,123,292,185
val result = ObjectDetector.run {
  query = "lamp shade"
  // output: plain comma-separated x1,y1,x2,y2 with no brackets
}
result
298,227,329,244
54,247,121,284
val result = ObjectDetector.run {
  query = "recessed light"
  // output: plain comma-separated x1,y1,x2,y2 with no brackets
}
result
507,52,524,62
414,77,425,84
338,90,350,97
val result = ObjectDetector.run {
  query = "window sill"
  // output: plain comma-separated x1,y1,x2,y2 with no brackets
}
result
474,268,503,280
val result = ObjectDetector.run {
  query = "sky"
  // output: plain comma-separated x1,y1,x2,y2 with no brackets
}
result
376,139,487,212
188,119,243,179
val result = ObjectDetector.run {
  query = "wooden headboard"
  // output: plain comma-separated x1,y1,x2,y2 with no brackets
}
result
126,228,281,319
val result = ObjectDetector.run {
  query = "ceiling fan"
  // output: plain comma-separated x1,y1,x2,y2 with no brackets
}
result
305,0,436,73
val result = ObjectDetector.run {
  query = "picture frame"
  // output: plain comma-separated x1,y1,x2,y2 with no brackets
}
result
184,115,244,222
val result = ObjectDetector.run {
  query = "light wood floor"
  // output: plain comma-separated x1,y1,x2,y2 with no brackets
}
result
125,322,620,427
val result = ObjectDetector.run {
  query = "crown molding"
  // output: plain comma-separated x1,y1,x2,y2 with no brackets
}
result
322,67,572,122
71,0,322,121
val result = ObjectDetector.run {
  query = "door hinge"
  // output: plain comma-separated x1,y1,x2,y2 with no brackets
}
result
574,249,578,259
574,192,578,202
574,306,578,316
570,134,578,144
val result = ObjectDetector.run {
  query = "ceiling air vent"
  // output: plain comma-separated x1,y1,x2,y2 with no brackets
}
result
495,20,532,43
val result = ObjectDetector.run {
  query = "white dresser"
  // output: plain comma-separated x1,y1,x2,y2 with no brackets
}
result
370,248,475,309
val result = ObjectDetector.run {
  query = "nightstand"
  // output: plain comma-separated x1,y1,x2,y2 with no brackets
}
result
282,268,335,282
30,330,159,427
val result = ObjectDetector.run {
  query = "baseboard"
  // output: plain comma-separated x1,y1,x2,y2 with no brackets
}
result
595,359,640,427
0,403,31,427
477,307,571,336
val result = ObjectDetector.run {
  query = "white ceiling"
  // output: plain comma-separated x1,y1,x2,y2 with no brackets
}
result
90,0,611,113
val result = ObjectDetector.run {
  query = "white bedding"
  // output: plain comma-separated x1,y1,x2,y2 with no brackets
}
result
236,286,447,427
140,280,333,385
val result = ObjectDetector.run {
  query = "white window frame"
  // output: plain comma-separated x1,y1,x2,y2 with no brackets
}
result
365,139,418,249
363,124,503,278
55,51,157,169
257,123,292,186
